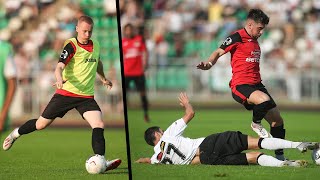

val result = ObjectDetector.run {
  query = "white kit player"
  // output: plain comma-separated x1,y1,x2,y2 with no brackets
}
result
136,93,318,167
150,117,204,165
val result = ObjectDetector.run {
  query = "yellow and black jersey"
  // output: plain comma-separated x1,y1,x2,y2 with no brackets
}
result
56,37,100,97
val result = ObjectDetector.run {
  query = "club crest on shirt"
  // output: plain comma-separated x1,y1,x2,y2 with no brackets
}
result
134,42,141,47
222,37,232,46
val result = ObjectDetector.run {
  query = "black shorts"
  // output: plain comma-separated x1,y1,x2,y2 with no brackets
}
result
231,83,276,110
41,94,101,120
125,75,146,92
199,131,248,165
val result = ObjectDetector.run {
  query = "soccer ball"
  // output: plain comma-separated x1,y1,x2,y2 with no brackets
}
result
85,155,106,174
312,148,320,165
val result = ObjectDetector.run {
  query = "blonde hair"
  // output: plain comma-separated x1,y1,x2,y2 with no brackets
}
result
78,15,94,25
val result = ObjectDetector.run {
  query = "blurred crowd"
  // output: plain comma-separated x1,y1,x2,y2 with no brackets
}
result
0,0,122,117
120,0,320,102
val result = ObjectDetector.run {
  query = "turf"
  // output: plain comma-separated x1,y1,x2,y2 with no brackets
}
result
0,128,129,180
128,108,320,180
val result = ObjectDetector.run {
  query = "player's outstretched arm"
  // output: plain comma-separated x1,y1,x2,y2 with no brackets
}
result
135,157,151,164
97,60,112,89
53,62,66,89
196,48,225,70
179,92,195,124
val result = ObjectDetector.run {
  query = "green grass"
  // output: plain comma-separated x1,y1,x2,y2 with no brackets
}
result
128,109,320,180
0,128,129,180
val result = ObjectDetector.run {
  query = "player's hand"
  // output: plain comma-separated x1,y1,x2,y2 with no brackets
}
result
135,158,143,163
178,92,190,107
196,62,212,70
135,158,151,164
52,80,67,89
102,78,113,90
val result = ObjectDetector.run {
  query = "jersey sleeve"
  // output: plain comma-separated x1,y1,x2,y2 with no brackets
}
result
150,145,162,164
163,119,187,137
150,153,160,164
4,53,17,78
59,42,75,65
140,37,147,52
219,32,242,53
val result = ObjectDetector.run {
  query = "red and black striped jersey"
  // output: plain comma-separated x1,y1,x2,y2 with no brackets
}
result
220,28,262,88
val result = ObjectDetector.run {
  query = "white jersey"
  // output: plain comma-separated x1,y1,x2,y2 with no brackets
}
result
150,119,205,165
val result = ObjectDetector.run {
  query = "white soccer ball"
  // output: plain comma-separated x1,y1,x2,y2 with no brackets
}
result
312,148,320,165
85,155,107,174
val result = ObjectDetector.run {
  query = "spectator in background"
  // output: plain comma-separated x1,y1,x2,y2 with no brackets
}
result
122,23,150,122
13,45,32,84
304,9,320,41
154,34,169,68
104,66,123,114
0,39,17,135
120,0,144,28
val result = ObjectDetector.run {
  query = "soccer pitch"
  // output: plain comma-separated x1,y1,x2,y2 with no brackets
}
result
128,109,320,180
0,128,129,180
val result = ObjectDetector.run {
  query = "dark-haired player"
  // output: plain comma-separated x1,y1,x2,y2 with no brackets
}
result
137,93,318,167
2,15,121,172
197,9,287,160
122,23,150,122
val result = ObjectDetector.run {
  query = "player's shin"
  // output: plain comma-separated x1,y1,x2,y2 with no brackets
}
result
92,128,105,155
18,119,37,135
141,95,148,114
257,154,284,167
270,125,286,159
258,138,300,150
141,95,150,122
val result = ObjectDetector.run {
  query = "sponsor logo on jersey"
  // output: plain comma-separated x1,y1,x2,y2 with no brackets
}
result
246,57,260,63
251,50,261,57
246,49,260,63
85,58,97,63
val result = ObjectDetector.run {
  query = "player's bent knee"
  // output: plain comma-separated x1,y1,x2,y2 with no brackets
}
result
246,152,262,164
36,117,53,130
247,136,260,150
91,120,104,129
36,121,48,130
258,100,276,112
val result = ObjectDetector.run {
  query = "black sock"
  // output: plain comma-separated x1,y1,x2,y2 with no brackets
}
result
270,125,286,155
18,119,37,135
141,95,149,116
92,128,105,156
